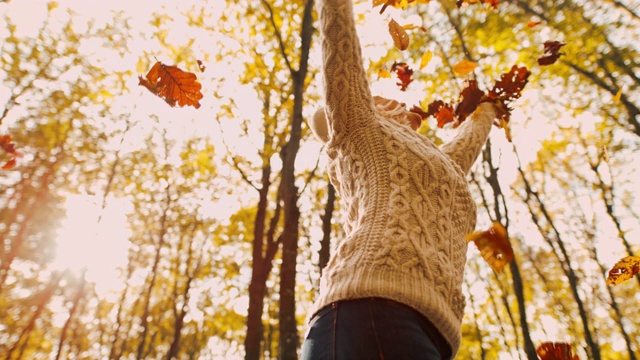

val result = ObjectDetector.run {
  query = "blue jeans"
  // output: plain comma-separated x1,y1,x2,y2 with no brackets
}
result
301,298,452,360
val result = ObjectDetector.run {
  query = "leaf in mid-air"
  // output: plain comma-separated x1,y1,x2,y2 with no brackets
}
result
537,41,566,66
390,62,414,91
612,88,622,102
425,100,455,128
0,134,21,170
466,222,514,273
606,256,640,285
536,342,579,360
453,60,478,76
139,61,203,109
374,0,430,14
527,19,541,28
420,50,433,70
388,19,410,51
197,59,206,72
456,0,499,9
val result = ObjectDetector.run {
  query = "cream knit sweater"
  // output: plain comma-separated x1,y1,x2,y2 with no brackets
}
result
312,0,496,356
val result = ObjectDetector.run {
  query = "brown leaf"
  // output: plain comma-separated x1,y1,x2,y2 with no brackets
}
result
409,105,429,120
197,59,206,72
139,61,203,109
388,19,410,51
537,41,566,66
466,222,514,273
455,79,485,122
536,342,579,360
390,62,414,91
606,256,640,285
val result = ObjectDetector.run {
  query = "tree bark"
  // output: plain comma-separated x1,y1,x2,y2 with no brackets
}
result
318,182,335,275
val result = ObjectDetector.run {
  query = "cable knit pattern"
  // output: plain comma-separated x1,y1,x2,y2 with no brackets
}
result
312,0,495,356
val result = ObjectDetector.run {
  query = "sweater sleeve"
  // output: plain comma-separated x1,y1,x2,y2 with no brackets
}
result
318,0,376,141
440,102,496,174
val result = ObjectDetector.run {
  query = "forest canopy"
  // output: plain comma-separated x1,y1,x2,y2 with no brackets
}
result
0,0,639,359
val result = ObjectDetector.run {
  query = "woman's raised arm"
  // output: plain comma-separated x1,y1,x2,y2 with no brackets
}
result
318,0,376,141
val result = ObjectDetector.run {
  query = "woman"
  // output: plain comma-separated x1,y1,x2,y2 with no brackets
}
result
302,0,498,359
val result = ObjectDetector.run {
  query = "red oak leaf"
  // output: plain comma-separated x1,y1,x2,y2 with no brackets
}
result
139,60,203,109
537,41,567,66
390,62,414,91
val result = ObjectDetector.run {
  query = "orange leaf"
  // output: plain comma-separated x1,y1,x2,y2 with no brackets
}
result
388,19,410,51
536,342,579,360
606,256,640,285
612,88,622,102
527,19,541,28
1,158,16,170
435,106,455,128
453,60,477,76
374,0,430,13
419,50,433,70
139,61,203,109
466,222,514,273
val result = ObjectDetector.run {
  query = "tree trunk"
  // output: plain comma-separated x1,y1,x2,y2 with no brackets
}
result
136,183,171,360
318,182,335,275
5,271,63,360
274,1,315,358
480,142,538,360
517,165,602,360
54,270,87,360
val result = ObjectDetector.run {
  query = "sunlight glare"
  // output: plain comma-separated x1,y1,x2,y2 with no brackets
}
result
52,194,132,296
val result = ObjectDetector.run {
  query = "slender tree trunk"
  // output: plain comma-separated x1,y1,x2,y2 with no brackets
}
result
136,183,171,360
480,142,538,360
273,1,315,358
318,182,335,275
5,271,63,360
54,270,87,360
245,166,282,360
517,165,602,360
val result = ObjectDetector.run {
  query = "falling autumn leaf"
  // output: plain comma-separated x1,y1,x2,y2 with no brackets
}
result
390,62,414,91
374,0,430,14
456,79,485,122
0,134,22,170
612,88,622,102
606,256,640,285
197,59,206,72
378,69,392,79
453,60,478,76
420,50,433,70
537,41,567,66
139,60,203,109
425,100,456,128
466,222,514,273
388,19,410,51
527,19,542,28
536,342,579,360
456,0,499,9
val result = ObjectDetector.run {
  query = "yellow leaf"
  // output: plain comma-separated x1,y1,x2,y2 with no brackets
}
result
466,222,514,273
613,88,622,102
378,69,392,79
453,60,477,76
606,256,640,285
420,50,433,70
388,19,410,51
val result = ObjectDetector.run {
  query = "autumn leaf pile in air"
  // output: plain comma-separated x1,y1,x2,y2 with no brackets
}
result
0,134,21,170
139,61,204,109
